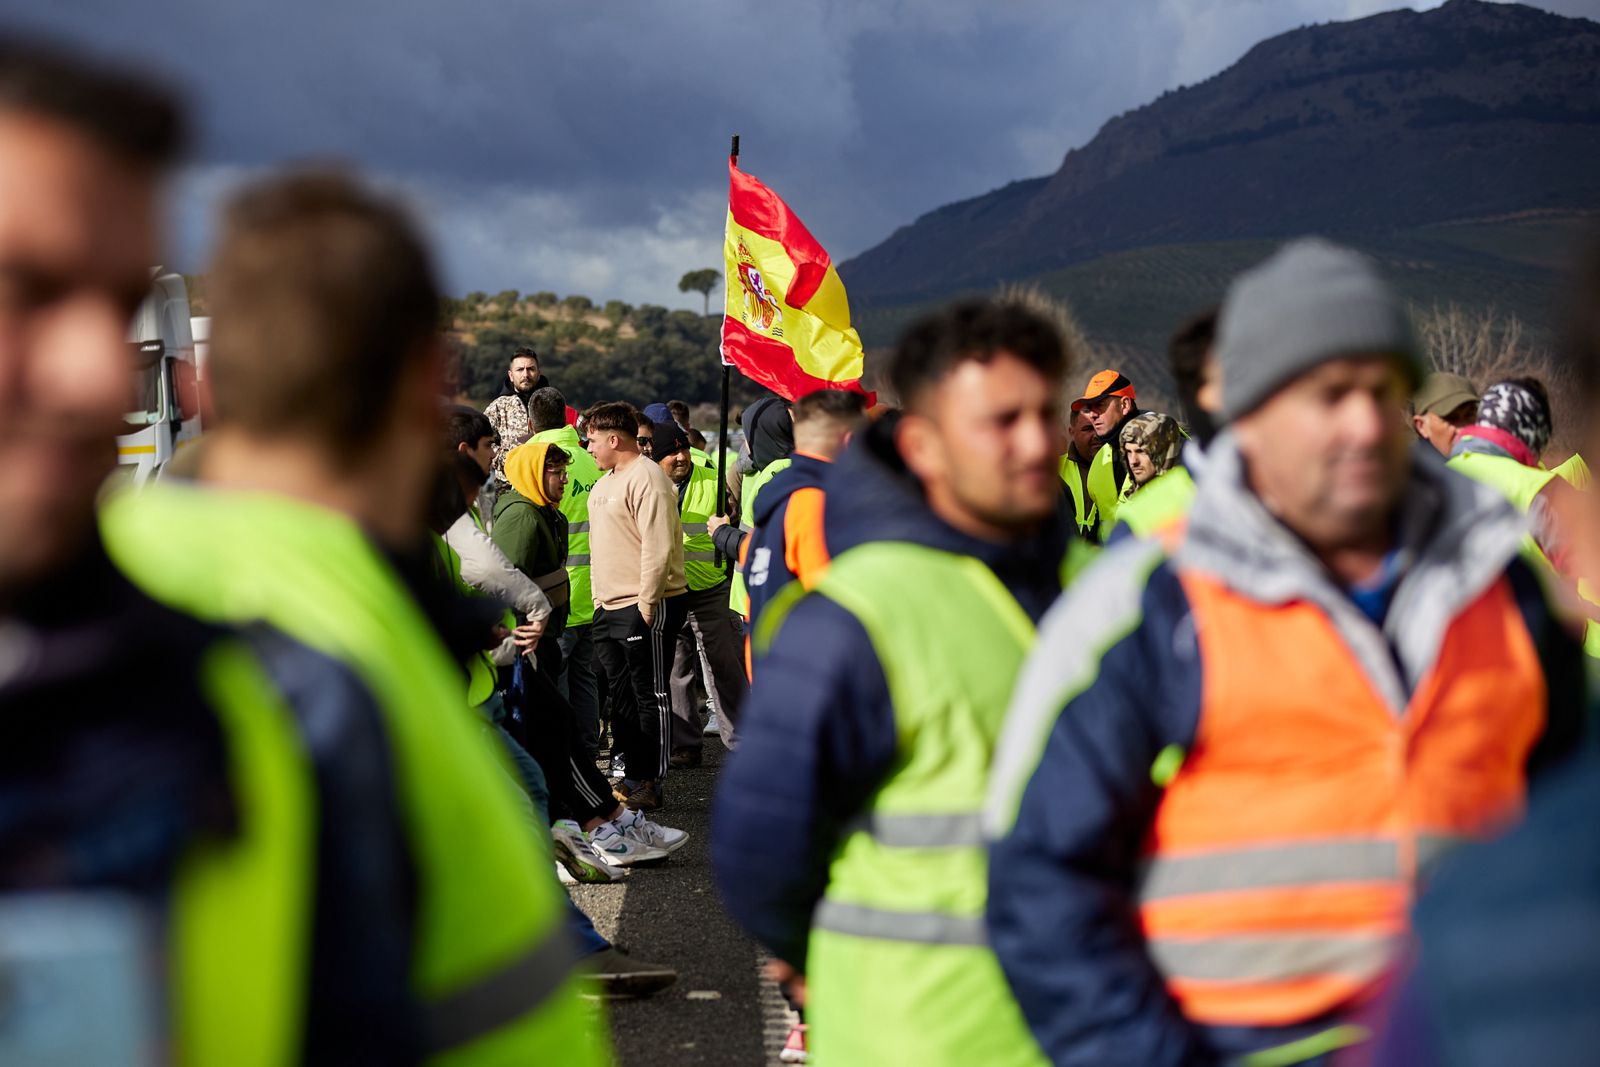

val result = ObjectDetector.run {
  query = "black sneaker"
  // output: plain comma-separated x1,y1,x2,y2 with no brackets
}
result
580,946,678,998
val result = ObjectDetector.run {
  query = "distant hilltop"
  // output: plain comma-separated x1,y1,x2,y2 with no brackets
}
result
840,0,1600,308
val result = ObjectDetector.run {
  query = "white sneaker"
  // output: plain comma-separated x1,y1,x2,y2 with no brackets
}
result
702,710,720,736
552,820,625,883
590,821,670,866
555,861,578,886
618,808,689,853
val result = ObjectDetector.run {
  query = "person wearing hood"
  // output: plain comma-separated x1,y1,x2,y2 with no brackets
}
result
1117,412,1184,505
985,239,1587,1067
493,439,574,653
493,438,692,875
713,297,1079,1066
718,395,796,617
1111,309,1223,541
1075,368,1142,539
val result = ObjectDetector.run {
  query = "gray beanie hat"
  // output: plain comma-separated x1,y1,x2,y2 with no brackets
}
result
1216,239,1422,420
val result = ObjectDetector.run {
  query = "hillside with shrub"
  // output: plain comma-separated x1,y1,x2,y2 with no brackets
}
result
441,290,772,409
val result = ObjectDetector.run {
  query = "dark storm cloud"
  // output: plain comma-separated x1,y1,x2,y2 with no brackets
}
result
3,0,1596,304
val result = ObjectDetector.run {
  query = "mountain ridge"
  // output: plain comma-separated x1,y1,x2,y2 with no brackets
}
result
840,0,1600,305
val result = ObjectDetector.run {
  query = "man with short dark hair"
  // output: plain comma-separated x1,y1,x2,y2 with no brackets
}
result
585,402,689,812
485,346,547,485
653,418,748,765
100,167,606,1060
1058,408,1099,539
986,239,1586,1067
714,299,1077,1065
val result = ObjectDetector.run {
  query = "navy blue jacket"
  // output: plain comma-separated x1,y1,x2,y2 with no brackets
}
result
741,451,828,636
984,439,1587,1067
711,415,1070,970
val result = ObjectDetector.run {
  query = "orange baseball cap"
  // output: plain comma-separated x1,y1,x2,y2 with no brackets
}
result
1071,369,1136,411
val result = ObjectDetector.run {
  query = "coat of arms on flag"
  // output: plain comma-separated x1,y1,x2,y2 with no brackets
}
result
720,155,872,403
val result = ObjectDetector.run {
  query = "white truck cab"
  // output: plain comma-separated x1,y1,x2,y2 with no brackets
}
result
114,271,202,485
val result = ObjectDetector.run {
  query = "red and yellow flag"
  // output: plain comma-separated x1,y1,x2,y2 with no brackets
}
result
721,156,872,402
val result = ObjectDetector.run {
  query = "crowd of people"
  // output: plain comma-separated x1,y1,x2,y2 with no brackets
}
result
5,35,1600,1067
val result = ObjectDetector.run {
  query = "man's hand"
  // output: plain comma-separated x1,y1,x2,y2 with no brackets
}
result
487,623,512,650
708,513,730,536
511,619,543,651
764,959,807,1007
639,600,655,626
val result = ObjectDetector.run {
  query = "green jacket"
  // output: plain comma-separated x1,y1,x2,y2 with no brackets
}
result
492,488,571,629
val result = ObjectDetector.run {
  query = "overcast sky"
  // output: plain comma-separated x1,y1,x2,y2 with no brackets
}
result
4,0,1596,309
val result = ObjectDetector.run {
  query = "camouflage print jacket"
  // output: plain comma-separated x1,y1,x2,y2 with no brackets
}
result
484,394,531,485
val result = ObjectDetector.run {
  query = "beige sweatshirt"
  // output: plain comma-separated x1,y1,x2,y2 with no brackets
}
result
586,453,687,611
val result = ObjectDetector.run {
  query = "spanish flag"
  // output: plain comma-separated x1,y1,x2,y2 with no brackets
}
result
721,156,872,402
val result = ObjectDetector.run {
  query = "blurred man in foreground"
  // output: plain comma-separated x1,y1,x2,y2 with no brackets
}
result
986,239,1587,1067
98,168,606,1061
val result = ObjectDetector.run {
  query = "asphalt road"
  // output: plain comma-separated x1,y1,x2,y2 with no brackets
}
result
570,741,798,1065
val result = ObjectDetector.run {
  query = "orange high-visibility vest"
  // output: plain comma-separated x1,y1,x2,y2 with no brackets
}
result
1137,570,1547,1028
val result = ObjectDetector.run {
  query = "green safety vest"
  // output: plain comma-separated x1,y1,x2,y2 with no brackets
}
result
1448,450,1600,658
1057,453,1097,538
1087,442,1122,541
678,465,728,592
174,639,315,1065
100,484,604,1067
730,457,793,615
531,425,601,627
771,542,1062,1066
1114,466,1196,540
1448,450,1557,514
690,446,713,469
1554,452,1591,489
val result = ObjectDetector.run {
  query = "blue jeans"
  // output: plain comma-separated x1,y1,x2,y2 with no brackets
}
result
557,623,600,759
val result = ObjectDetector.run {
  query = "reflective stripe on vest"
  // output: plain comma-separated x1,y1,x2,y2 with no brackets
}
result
679,466,728,592
844,811,986,849
101,485,606,1065
787,541,1057,1066
812,899,988,946
1136,567,1546,1028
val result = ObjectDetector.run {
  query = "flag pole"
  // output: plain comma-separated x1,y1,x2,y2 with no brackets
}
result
715,134,739,550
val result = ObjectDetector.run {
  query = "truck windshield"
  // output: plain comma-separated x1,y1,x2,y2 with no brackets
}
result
124,340,168,429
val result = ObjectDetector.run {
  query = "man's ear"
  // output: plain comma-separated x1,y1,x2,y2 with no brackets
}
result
456,440,470,456
1410,414,1427,438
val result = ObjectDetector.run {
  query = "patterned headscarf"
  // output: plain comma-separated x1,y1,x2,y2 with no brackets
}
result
1119,412,1184,482
1476,380,1552,459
